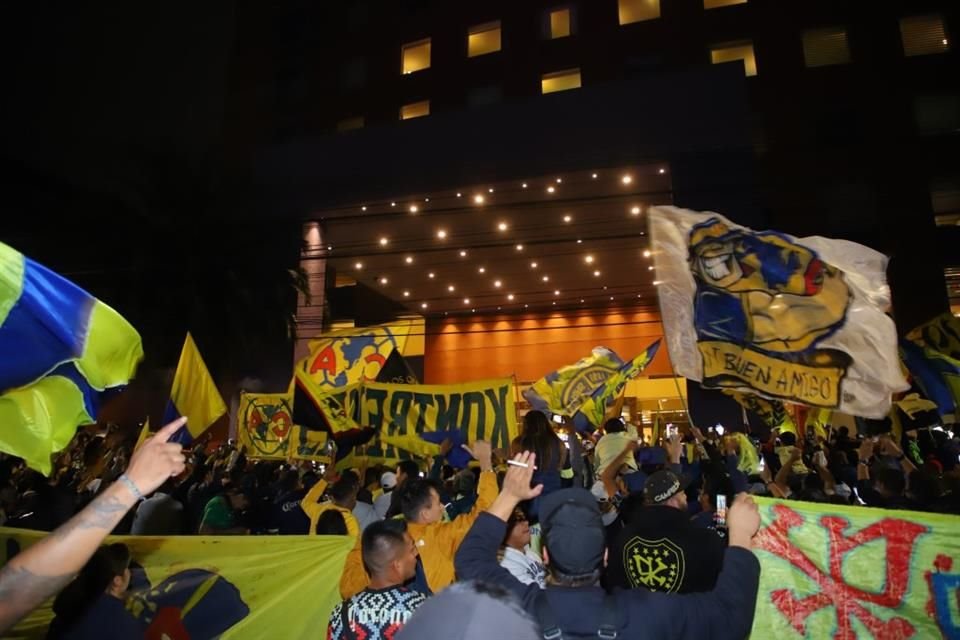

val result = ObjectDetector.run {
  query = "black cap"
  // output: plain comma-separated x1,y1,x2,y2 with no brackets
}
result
643,470,691,505
539,489,606,576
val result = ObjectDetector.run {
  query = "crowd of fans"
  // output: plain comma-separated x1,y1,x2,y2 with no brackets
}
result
0,409,958,639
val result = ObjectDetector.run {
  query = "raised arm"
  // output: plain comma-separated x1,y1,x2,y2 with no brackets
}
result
0,417,187,634
601,440,638,498
455,451,542,600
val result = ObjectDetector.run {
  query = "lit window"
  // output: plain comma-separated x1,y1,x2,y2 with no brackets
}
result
468,21,501,57
802,27,851,68
710,41,757,77
550,9,571,39
541,68,581,94
402,39,431,74
618,0,660,25
400,100,430,120
900,15,950,57
336,116,365,132
704,0,747,8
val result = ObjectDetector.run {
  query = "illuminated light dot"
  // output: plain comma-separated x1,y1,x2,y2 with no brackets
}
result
622,175,632,185
379,237,389,246
498,222,508,231
472,308,476,313
531,261,538,268
581,298,585,303
421,302,428,309
631,206,641,215
405,256,414,264
585,255,594,264
437,229,448,239
361,206,367,211
556,178,562,184
648,266,654,271
327,246,332,251
456,192,462,198
508,294,515,301
474,194,485,204
522,183,528,189
403,290,410,297
494,280,502,288
515,244,523,251
448,285,456,292
591,173,598,179
542,275,550,282
547,186,556,194
576,239,583,244
410,205,419,213
425,197,430,202
610,296,614,301
463,298,470,305
643,250,652,258
380,277,389,285
563,215,572,223
594,270,601,277
552,301,557,306
391,202,397,207
459,250,468,258
488,188,494,193
658,168,666,175
524,304,529,308
354,262,363,270
554,290,560,296
653,280,663,286
478,266,486,274
428,272,436,279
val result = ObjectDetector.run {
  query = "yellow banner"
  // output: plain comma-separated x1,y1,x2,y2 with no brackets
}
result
1,528,352,639
699,341,846,409
338,379,519,468
237,393,329,461
295,320,422,392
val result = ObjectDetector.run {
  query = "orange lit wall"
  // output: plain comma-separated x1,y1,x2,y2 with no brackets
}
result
424,305,672,384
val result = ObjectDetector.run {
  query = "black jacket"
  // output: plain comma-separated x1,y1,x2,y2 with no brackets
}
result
455,513,760,640
606,505,726,594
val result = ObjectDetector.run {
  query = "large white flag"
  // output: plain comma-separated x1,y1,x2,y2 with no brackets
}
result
650,206,907,418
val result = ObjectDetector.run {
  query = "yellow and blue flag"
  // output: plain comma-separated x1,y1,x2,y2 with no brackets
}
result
0,241,143,473
574,340,661,430
163,333,227,444
523,347,625,416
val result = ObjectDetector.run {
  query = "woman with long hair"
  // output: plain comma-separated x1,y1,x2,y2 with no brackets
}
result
47,543,144,639
511,411,569,519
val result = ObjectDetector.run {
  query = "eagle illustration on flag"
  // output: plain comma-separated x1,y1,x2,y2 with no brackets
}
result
650,206,906,418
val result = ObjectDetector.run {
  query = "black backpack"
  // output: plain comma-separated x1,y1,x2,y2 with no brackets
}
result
533,590,621,640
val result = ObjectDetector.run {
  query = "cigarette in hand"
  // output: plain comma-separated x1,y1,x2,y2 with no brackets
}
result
507,460,537,470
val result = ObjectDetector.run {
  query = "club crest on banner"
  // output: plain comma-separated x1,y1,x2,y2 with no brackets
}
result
651,207,907,418
623,536,685,593
241,394,294,458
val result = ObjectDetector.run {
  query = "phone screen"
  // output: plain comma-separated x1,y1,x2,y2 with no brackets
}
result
552,414,564,424
715,495,728,528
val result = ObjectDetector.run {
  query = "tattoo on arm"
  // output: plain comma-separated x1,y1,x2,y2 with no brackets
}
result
0,563,73,623
49,492,130,543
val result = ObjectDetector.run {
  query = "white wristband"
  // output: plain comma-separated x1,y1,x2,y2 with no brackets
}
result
118,473,144,501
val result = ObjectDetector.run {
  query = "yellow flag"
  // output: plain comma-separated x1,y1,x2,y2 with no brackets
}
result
134,419,150,452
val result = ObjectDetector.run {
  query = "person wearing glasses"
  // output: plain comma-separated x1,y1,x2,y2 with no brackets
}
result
499,509,546,588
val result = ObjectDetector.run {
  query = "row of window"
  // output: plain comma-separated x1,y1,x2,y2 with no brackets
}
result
335,12,952,127
402,8,950,76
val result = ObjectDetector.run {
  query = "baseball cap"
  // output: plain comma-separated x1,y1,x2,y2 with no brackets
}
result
539,488,606,575
643,470,691,505
380,472,398,490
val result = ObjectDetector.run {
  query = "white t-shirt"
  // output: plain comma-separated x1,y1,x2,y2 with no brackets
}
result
373,491,393,519
500,546,546,588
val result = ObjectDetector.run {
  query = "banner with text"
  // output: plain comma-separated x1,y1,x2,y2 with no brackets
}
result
2,528,352,640
752,497,960,640
340,379,520,468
